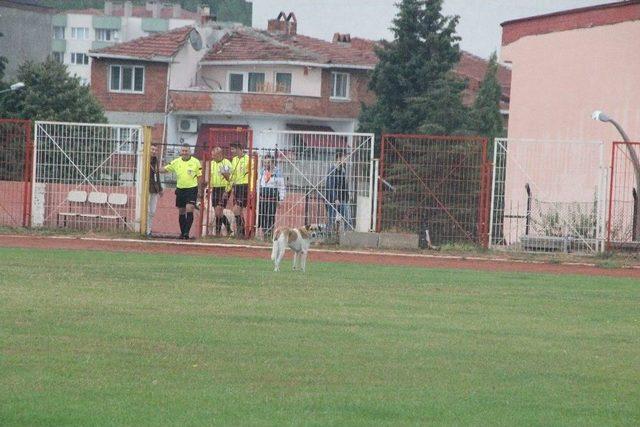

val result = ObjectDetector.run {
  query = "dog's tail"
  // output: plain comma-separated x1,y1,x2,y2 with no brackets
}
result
270,229,281,261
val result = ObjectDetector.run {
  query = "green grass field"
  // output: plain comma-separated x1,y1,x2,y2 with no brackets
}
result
1,247,639,426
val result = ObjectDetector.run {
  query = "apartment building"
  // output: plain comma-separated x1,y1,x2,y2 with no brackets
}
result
51,0,203,84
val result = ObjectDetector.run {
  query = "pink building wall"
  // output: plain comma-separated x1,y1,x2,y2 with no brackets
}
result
499,16,640,245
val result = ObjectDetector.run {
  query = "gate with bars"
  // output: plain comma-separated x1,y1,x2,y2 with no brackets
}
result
0,119,32,228
252,131,375,240
607,141,640,250
32,121,144,231
377,135,491,247
490,139,607,253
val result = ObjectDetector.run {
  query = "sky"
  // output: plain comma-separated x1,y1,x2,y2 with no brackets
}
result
251,0,615,58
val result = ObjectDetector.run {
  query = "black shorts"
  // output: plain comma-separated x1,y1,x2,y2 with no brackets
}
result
210,187,228,207
233,184,248,208
175,186,198,208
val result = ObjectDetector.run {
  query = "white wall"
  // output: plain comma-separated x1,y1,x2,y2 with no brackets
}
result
199,64,323,97
168,114,357,149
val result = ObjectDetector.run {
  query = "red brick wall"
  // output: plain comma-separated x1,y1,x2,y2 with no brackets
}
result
502,2,640,46
91,59,168,113
240,70,375,119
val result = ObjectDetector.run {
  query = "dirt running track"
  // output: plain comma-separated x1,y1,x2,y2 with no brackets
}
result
1,234,639,279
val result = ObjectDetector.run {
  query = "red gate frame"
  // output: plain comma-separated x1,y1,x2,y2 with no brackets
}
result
0,119,32,227
199,127,255,239
607,140,640,249
376,134,491,247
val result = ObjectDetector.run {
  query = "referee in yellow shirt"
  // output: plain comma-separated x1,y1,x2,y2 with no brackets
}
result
209,147,233,236
230,142,251,238
164,144,203,239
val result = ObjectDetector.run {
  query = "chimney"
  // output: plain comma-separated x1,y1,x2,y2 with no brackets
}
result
199,5,215,25
332,33,351,43
104,0,113,15
267,12,297,35
172,3,181,18
124,1,132,17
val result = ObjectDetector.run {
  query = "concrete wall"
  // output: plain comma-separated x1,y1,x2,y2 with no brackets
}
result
0,4,53,80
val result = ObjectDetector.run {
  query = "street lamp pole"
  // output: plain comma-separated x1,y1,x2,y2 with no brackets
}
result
0,82,26,95
593,110,640,242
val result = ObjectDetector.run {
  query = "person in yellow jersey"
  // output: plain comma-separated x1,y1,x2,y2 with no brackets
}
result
230,141,251,238
164,144,203,239
209,147,233,236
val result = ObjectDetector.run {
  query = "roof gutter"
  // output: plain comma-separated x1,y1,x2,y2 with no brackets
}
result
198,60,375,70
88,53,174,63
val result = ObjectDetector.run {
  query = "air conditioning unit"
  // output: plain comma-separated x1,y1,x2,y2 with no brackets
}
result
179,118,198,133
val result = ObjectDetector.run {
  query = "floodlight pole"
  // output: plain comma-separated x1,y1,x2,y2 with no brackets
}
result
0,82,26,95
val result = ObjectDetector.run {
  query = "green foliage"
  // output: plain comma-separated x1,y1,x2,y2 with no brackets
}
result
359,0,470,137
1,247,639,425
470,51,504,153
0,59,106,123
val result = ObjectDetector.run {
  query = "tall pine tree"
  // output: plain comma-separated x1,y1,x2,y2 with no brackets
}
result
470,51,504,155
358,0,468,136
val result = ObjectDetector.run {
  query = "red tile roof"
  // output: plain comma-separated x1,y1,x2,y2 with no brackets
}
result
203,29,378,68
455,51,511,107
90,26,194,60
66,6,199,20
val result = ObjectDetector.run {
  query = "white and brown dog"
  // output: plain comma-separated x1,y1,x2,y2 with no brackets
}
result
271,225,323,272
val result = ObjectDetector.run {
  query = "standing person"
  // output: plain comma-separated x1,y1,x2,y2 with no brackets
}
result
325,150,350,234
230,142,251,238
146,144,163,236
258,153,285,240
164,144,203,239
209,147,233,236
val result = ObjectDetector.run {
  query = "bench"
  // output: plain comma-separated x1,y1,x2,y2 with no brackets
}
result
57,190,129,229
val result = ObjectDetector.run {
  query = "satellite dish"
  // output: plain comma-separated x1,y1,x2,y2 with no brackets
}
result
189,30,203,51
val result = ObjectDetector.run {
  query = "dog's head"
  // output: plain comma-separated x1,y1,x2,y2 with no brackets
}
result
303,224,326,242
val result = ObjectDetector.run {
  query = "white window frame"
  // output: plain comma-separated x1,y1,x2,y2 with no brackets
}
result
70,52,89,65
96,29,119,42
114,128,136,154
331,72,350,100
247,72,266,93
228,71,246,92
227,71,267,93
53,26,65,40
109,64,145,94
52,52,64,64
274,72,292,94
71,27,89,40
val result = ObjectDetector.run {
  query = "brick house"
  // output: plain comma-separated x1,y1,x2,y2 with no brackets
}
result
89,12,511,151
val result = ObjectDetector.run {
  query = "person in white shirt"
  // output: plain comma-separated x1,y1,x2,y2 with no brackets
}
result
257,153,286,240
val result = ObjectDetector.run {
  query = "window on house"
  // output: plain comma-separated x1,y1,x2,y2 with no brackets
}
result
229,73,244,92
53,26,65,40
275,72,292,94
52,52,64,64
109,65,144,93
71,27,89,40
248,72,265,93
96,29,119,42
331,72,350,100
70,53,89,65
115,128,135,153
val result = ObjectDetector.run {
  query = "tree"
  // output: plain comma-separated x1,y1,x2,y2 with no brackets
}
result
358,0,469,137
470,51,504,155
0,59,106,123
